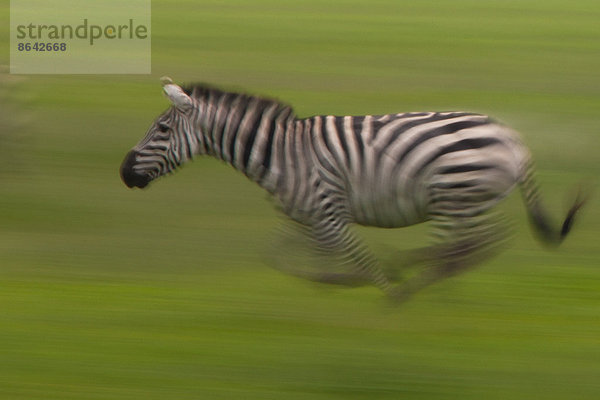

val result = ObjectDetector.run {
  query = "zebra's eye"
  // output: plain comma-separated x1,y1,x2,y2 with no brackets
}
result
157,122,170,133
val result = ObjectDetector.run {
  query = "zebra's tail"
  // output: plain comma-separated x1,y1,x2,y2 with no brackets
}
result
518,160,587,247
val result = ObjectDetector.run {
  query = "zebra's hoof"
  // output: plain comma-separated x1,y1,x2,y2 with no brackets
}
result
386,285,414,305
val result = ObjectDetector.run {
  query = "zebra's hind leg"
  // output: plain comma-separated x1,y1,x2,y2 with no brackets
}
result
388,211,510,304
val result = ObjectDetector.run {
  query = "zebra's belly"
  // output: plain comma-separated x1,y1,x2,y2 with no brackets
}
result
349,190,426,228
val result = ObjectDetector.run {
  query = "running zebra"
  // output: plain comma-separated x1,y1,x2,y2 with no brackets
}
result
120,77,585,302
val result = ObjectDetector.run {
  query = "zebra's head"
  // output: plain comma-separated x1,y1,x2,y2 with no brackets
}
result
120,77,200,189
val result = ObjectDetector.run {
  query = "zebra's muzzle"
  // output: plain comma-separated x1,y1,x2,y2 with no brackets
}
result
120,150,151,189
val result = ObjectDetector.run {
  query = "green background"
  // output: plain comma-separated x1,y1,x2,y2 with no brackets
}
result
1,1,599,398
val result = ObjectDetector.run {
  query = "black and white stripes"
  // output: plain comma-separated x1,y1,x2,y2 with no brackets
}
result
120,79,584,301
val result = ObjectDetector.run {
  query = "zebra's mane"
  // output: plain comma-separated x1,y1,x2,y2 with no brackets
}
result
181,83,296,117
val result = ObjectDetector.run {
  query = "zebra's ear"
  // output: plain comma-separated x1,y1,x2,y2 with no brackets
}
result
161,76,193,112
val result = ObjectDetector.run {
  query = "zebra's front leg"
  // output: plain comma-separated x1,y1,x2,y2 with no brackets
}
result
309,215,394,293
267,216,393,292
266,220,374,287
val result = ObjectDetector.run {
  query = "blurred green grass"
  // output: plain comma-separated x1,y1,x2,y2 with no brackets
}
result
1,1,600,399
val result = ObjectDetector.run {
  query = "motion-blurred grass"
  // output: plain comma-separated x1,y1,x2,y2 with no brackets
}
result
1,1,599,399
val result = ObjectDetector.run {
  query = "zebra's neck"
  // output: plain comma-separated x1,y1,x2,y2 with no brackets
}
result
189,86,295,185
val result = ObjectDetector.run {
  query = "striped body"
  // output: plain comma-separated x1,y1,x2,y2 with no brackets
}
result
300,113,527,228
120,82,583,301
